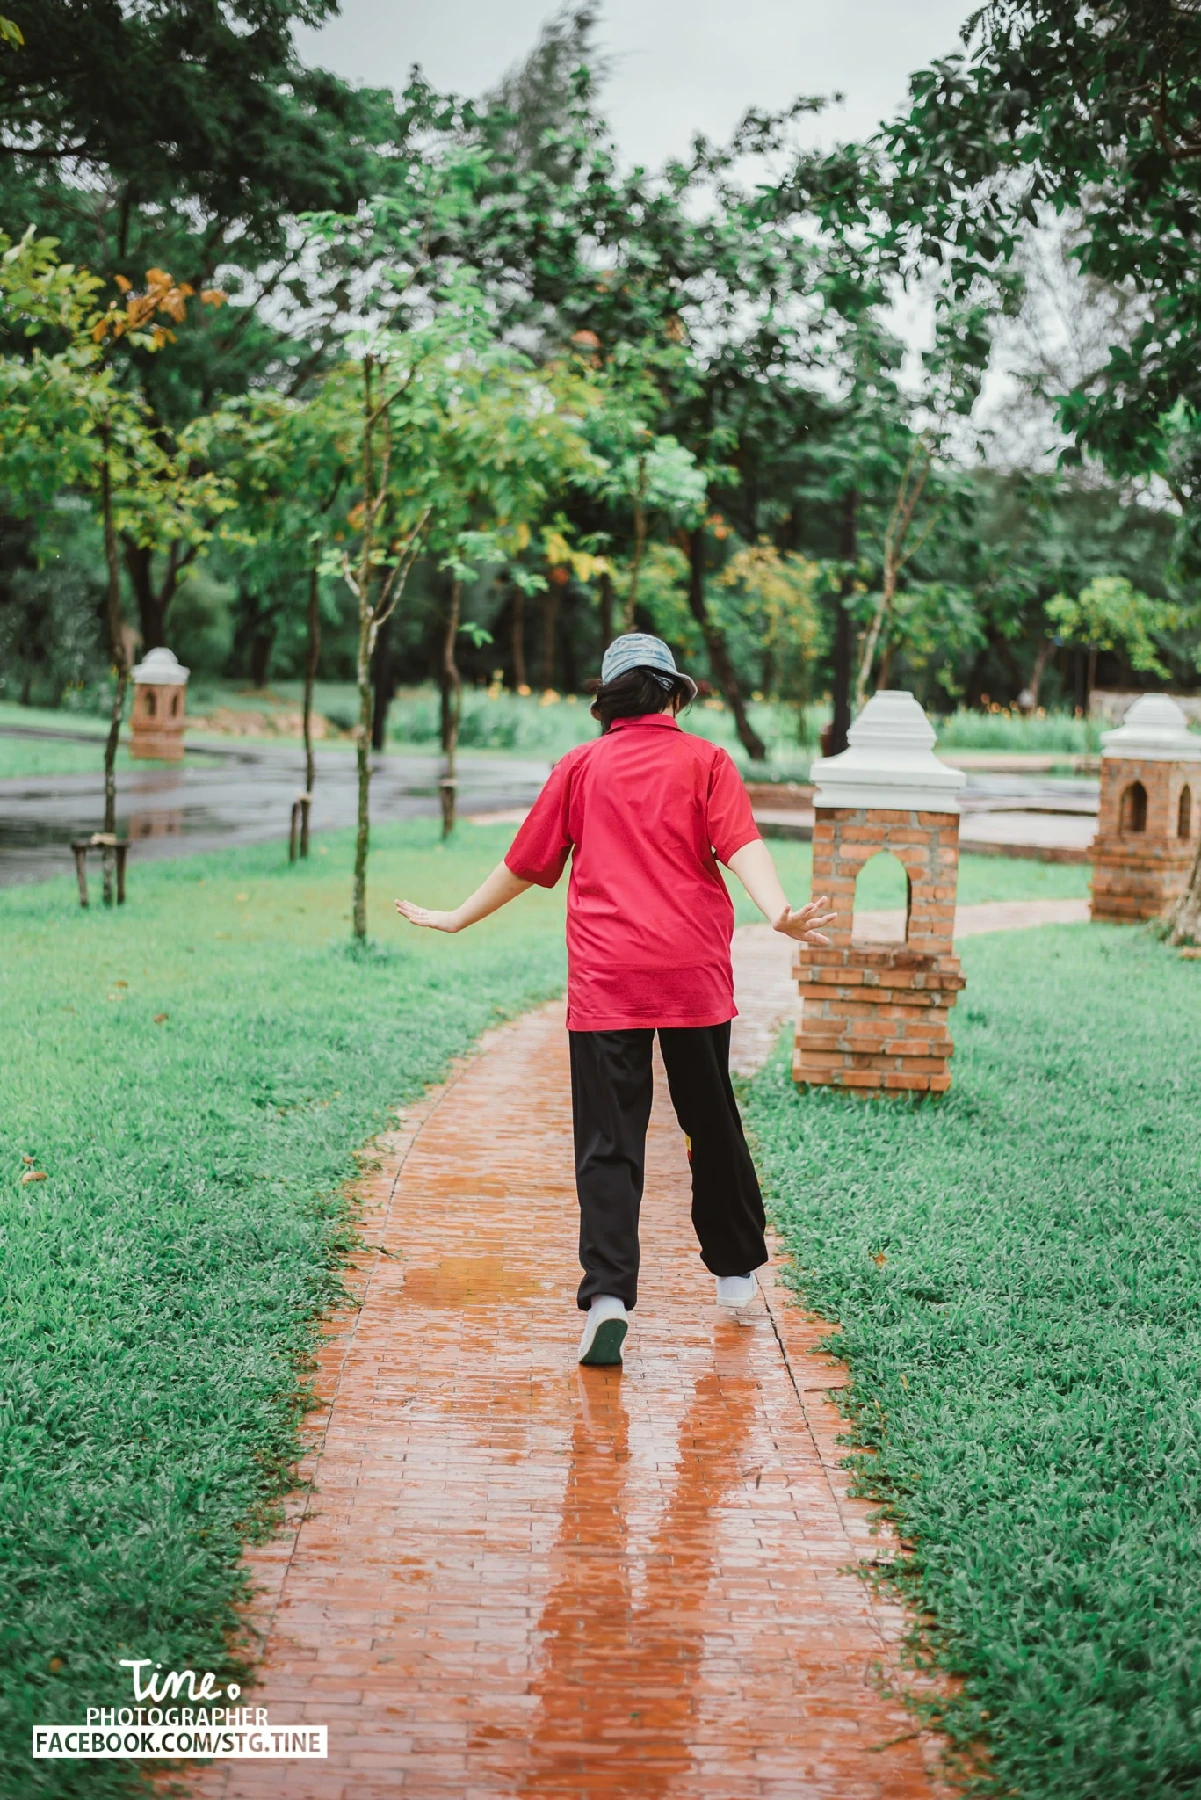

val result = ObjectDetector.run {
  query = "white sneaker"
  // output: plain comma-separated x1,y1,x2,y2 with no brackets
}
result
715,1272,758,1308
578,1295,629,1365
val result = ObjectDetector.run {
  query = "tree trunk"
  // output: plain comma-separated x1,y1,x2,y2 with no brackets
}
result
511,581,527,690
855,562,895,713
123,537,192,652
541,582,560,690
440,578,462,838
100,439,128,906
686,526,767,762
300,557,320,857
351,353,377,945
830,490,857,755
1026,638,1054,710
625,453,648,630
124,541,163,652
250,625,273,689
352,608,374,941
371,612,393,751
1170,834,1201,944
599,569,614,650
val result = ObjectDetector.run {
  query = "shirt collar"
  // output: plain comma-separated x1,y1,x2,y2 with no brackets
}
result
608,714,680,733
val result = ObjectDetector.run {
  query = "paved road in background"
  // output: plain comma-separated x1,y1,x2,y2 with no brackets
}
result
0,736,551,887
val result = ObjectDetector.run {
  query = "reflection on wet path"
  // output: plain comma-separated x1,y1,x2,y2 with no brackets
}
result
189,1005,943,1800
0,745,548,884
521,1347,758,1798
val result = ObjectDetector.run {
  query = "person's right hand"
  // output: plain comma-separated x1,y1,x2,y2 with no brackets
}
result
395,899,462,933
772,894,836,944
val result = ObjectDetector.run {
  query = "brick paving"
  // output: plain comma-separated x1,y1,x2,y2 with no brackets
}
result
186,975,954,1798
184,900,1087,1797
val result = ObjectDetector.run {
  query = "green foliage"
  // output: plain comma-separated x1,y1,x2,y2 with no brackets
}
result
745,925,1201,1800
934,706,1099,753
889,2,1201,504
0,819,566,1797
1047,576,1181,681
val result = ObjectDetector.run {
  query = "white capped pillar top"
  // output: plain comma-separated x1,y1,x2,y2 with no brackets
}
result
1100,693,1201,763
810,689,967,814
132,646,190,685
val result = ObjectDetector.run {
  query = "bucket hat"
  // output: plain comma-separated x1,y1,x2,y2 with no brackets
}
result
600,633,697,700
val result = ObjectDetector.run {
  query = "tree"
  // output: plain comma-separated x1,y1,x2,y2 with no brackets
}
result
420,365,599,838
198,379,352,847
1046,575,1180,707
0,0,438,660
718,542,821,737
887,2,1201,505
0,230,225,899
851,297,992,708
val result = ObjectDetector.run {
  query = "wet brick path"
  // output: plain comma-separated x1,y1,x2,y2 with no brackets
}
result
190,948,951,1799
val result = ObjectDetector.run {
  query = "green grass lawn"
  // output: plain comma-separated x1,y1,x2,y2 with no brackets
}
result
0,820,566,1799
745,925,1201,1800
0,814,1104,1798
0,738,169,779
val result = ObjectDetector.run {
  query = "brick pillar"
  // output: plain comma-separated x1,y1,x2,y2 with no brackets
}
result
794,691,966,1096
1089,695,1201,923
130,646,190,762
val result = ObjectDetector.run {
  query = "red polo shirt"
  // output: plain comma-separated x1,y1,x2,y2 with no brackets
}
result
504,714,760,1031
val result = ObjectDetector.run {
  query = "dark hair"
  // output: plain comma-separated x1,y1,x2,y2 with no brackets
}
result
589,666,692,732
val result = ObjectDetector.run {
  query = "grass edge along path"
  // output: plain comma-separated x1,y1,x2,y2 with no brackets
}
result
744,923,1201,1800
0,820,566,1800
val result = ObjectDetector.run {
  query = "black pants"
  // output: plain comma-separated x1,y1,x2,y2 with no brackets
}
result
569,1022,768,1311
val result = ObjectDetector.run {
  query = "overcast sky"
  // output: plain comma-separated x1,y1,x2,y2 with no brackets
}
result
294,0,976,169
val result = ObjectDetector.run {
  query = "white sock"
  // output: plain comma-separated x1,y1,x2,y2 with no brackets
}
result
589,1294,627,1318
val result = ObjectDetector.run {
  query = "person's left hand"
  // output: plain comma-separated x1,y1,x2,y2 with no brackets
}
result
772,894,836,944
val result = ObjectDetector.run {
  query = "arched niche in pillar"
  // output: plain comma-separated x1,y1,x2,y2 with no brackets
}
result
852,849,911,943
1179,784,1193,840
1119,780,1148,834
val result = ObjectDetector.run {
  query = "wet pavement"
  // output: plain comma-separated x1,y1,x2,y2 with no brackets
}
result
0,739,550,887
0,724,1102,888
187,963,951,1800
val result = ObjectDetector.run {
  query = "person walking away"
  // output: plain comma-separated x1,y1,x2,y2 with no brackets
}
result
396,634,834,1366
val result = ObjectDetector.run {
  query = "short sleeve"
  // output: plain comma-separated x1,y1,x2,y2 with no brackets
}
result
505,756,575,888
706,749,760,865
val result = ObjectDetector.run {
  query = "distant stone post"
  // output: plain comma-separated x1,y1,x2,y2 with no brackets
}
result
1090,694,1201,922
130,647,190,761
794,690,967,1096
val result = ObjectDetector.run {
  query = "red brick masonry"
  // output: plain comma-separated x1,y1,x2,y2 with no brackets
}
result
794,808,965,1095
1090,755,1198,923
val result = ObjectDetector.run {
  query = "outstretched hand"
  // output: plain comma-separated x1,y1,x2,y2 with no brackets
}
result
395,899,462,934
772,894,836,945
